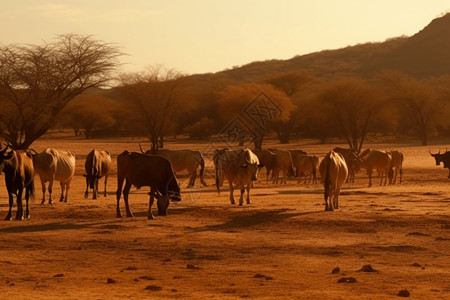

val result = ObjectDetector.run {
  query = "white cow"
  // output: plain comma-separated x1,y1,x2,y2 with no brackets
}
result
32,148,76,204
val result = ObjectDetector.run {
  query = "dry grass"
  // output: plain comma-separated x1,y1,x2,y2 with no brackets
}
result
0,137,449,299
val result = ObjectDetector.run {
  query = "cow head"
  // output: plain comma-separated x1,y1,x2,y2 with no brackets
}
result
429,150,442,166
0,145,14,169
240,150,261,181
83,174,101,188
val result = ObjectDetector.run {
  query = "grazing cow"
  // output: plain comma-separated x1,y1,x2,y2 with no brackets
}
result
116,151,181,219
140,145,206,187
293,154,319,184
429,150,450,178
388,150,404,184
333,147,360,183
214,148,261,205
268,149,295,184
252,149,276,182
0,146,35,220
319,151,348,211
359,149,392,187
32,148,76,204
83,149,112,199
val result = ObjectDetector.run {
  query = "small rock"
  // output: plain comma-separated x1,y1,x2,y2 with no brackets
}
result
265,276,273,280
53,274,64,278
186,264,200,269
358,264,379,273
145,285,163,291
397,289,410,297
253,274,265,278
107,278,116,284
331,267,340,274
337,277,357,283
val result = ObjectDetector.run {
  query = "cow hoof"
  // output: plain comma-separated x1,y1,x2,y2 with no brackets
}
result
84,193,88,199
148,215,155,220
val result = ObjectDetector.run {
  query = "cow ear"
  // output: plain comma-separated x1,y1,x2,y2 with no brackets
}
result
82,174,87,177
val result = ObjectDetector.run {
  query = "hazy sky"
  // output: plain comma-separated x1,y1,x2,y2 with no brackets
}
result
2,1,450,75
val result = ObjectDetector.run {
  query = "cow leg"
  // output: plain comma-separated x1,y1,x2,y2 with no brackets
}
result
246,183,251,205
5,193,13,221
123,180,134,217
228,180,235,205
93,179,99,199
63,181,71,202
48,179,54,204
116,179,124,218
148,192,155,220
104,175,109,197
448,168,450,179
59,182,66,202
40,179,47,205
25,185,31,219
368,170,372,187
399,167,403,184
187,172,196,188
16,189,24,220
84,177,89,199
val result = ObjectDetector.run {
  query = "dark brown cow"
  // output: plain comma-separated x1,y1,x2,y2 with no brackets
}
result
252,149,276,183
0,146,35,220
333,147,359,183
293,154,319,184
116,151,181,219
319,151,348,211
83,149,112,199
430,150,450,178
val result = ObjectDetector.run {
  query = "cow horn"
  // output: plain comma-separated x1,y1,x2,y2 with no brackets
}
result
429,150,434,155
139,143,145,153
29,148,39,155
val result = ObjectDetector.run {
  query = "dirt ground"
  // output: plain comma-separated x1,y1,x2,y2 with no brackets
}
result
0,137,449,299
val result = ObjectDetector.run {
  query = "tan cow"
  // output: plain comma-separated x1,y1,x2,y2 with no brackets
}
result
32,148,76,204
83,149,112,199
388,150,404,184
141,145,207,187
294,154,319,184
214,148,261,206
319,151,348,211
268,149,295,184
359,149,392,187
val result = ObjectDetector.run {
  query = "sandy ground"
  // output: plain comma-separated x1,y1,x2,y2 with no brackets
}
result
0,137,449,299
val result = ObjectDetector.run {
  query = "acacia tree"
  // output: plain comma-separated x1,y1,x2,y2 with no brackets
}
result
379,71,446,146
265,71,315,143
318,77,383,153
217,83,295,149
119,66,185,151
0,34,122,149
58,93,119,138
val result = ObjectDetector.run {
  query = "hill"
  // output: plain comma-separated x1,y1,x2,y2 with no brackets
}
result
191,13,450,83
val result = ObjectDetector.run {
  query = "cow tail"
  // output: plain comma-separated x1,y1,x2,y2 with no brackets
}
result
91,152,97,176
324,155,331,202
199,154,207,186
214,155,220,195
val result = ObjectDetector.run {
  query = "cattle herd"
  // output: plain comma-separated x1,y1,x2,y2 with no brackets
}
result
0,143,448,221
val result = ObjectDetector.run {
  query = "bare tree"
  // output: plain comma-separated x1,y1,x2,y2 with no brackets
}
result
119,66,185,151
318,77,383,153
0,34,123,149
